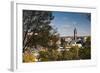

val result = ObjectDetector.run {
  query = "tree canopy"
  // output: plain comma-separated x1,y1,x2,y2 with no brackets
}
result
23,10,59,52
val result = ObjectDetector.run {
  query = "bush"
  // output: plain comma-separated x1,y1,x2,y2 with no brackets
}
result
38,46,81,61
39,51,49,61
79,47,91,59
23,50,36,62
39,49,62,61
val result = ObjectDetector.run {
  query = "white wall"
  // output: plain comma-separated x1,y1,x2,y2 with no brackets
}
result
0,0,100,73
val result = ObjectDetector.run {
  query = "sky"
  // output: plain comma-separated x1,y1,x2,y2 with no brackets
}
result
49,11,91,37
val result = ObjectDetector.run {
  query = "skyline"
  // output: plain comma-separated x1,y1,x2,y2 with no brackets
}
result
49,11,91,37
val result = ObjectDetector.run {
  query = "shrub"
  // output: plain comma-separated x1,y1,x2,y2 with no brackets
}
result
79,47,91,59
23,50,36,62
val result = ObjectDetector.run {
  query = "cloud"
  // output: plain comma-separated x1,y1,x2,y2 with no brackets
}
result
49,23,54,26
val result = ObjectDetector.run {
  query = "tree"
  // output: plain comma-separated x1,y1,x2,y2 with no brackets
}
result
79,47,91,59
85,36,91,48
62,50,73,60
23,10,58,52
79,36,91,59
61,38,65,47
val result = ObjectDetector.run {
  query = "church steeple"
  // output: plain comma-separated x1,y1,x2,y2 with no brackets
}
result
74,27,77,41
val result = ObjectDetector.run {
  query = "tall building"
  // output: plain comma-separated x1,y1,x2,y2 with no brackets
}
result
74,27,77,41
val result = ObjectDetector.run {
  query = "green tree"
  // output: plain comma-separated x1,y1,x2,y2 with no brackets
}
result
79,48,91,59
85,36,91,48
23,10,59,52
79,36,91,59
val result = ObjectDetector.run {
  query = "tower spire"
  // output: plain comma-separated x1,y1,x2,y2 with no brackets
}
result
74,27,77,41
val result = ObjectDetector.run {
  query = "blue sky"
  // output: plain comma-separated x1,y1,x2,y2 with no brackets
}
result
49,11,91,37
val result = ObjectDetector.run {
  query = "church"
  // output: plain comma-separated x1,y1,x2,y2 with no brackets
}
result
57,27,88,50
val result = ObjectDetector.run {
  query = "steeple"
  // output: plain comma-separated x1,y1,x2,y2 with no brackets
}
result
74,27,77,41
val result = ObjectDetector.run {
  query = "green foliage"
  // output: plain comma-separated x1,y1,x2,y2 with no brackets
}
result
79,36,91,59
23,49,36,62
39,51,49,61
79,48,91,59
39,46,81,61
61,46,79,60
39,49,60,61
62,50,73,60
83,36,91,48
23,10,56,52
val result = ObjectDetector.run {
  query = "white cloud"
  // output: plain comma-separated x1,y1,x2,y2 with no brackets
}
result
49,23,54,26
